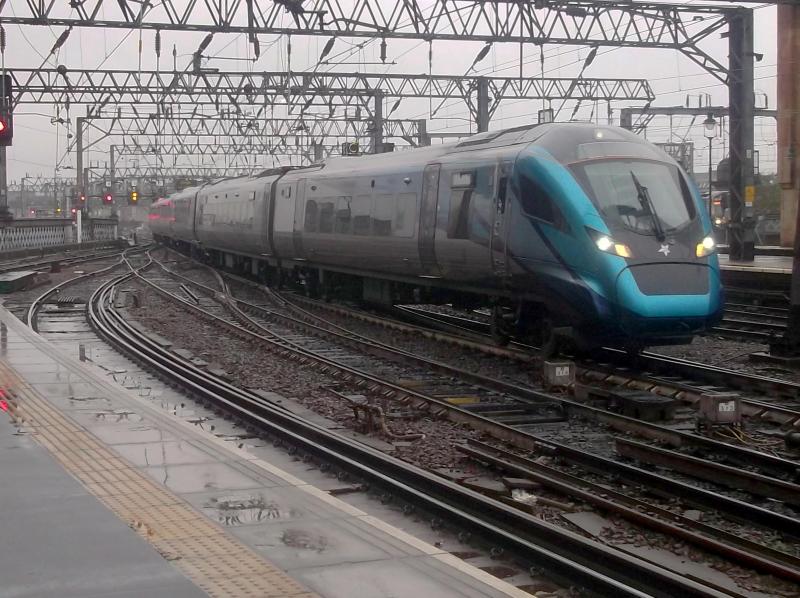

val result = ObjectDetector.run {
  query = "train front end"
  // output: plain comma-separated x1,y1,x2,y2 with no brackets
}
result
520,124,724,348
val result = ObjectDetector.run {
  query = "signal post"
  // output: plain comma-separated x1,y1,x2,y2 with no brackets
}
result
0,73,13,220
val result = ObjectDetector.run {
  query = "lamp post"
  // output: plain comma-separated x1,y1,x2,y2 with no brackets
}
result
703,114,717,224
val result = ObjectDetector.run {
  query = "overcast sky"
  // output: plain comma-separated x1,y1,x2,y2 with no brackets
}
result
2,1,778,184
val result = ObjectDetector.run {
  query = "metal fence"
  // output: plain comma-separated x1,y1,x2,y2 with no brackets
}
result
0,218,118,252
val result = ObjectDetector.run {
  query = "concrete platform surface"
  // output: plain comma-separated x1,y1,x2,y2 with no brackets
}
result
718,253,792,275
0,305,528,598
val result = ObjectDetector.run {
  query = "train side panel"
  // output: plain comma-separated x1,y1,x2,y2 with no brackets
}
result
194,177,274,256
294,170,423,276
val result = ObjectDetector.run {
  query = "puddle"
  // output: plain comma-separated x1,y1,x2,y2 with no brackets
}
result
280,528,329,553
90,409,143,423
204,494,298,526
69,396,111,405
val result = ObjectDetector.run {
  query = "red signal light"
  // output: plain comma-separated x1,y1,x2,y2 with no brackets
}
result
71,207,77,214
0,120,6,133
103,193,113,204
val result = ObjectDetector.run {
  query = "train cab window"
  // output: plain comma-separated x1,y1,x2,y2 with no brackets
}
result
372,194,394,236
319,200,335,233
448,170,475,239
352,194,372,235
518,174,567,231
304,200,319,232
335,196,352,234
394,193,417,238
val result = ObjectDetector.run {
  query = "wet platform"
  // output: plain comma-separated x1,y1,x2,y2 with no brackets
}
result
718,254,792,275
718,254,792,295
0,306,527,598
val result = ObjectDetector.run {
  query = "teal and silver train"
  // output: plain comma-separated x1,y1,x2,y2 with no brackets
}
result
150,122,724,353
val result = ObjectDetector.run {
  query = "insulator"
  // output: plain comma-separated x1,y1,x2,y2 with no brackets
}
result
0,26,5,54
155,30,161,57
198,32,214,53
380,38,387,63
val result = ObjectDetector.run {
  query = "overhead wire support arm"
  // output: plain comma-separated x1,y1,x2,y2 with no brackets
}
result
5,68,656,118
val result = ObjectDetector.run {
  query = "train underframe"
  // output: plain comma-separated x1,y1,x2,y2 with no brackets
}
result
153,237,685,357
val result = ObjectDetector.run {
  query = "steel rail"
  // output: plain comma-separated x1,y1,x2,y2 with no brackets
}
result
24,247,143,331
141,253,800,536
391,304,800,439
277,295,800,480
615,438,800,506
163,259,799,483
0,245,127,275
85,270,729,598
460,440,800,584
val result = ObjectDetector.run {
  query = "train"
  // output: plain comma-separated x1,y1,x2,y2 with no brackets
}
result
149,122,723,354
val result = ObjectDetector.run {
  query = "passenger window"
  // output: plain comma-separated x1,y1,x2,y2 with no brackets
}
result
394,193,417,238
352,195,372,235
518,174,567,231
448,170,475,239
304,200,318,232
468,166,494,242
319,201,335,233
372,194,394,236
335,196,352,234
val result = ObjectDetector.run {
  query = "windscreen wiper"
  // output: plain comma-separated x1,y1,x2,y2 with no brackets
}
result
630,171,665,242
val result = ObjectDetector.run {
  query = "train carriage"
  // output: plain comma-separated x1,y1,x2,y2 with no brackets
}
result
149,122,723,353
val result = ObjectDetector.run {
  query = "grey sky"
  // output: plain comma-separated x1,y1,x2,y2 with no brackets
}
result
2,2,778,183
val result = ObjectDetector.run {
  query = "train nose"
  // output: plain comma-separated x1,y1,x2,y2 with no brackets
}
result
614,262,721,319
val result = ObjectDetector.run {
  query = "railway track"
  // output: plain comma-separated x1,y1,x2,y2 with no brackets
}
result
80,251,745,598
393,303,800,437
715,303,788,342
0,243,126,275
25,246,148,331
117,248,800,593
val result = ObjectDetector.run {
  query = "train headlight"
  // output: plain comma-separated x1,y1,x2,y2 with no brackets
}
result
696,235,716,257
588,229,633,258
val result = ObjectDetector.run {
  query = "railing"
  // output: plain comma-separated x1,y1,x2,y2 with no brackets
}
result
0,218,118,252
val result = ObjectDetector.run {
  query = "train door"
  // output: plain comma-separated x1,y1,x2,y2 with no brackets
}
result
490,160,512,277
292,179,307,259
272,180,297,258
419,164,441,276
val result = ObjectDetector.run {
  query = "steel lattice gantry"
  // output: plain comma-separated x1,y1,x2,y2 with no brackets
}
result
0,0,736,79
9,68,655,127
0,0,760,258
74,112,432,190
621,105,778,134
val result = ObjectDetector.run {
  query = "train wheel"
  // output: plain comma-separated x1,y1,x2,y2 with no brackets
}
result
490,305,511,347
540,318,559,358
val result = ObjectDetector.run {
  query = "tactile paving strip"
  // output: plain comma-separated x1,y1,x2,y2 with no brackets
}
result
0,360,317,598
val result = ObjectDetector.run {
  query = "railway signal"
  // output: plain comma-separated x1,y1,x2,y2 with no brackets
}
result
0,115,11,146
103,192,113,204
130,190,138,204
0,74,12,147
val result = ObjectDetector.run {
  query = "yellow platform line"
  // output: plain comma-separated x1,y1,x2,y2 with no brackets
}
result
0,359,317,598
